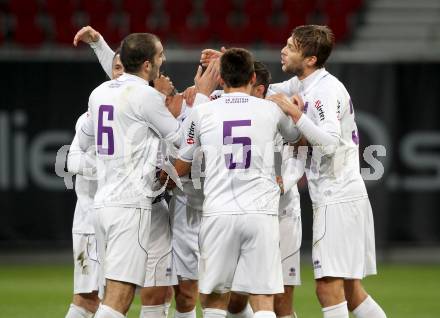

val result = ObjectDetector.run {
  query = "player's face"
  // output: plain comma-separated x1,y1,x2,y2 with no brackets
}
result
281,37,306,77
112,54,124,79
149,41,166,80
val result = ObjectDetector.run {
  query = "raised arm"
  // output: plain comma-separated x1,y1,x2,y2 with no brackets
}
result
73,25,115,79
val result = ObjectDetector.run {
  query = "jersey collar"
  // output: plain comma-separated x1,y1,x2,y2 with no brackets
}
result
299,68,329,96
221,92,250,97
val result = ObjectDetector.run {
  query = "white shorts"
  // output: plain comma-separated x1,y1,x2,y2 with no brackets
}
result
312,198,377,279
199,214,284,295
95,206,151,287
72,233,99,294
279,208,301,286
169,194,201,281
144,199,177,287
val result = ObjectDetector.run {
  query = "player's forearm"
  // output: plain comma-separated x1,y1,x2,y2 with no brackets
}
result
67,151,95,177
163,128,182,149
174,159,192,177
296,115,339,148
89,35,114,79
77,128,95,153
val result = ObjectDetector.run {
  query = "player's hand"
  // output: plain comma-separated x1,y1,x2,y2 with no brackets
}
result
183,86,197,106
195,58,220,97
292,94,305,112
73,26,101,46
267,93,295,113
159,170,176,189
267,93,303,122
276,176,285,195
154,75,175,96
200,47,226,67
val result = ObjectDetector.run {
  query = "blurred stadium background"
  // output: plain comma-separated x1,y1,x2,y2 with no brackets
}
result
0,0,439,317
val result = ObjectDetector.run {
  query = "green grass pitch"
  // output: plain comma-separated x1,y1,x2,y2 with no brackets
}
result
0,264,438,317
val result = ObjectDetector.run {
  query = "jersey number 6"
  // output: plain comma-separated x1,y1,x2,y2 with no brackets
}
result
97,105,114,155
223,120,251,169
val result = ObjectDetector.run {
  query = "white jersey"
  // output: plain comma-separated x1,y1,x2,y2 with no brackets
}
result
274,134,302,214
179,92,301,216
89,36,114,79
295,68,367,207
68,114,97,234
174,93,210,211
79,73,181,209
268,76,301,97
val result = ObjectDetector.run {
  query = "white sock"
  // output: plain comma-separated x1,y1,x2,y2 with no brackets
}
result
322,301,349,318
94,304,125,318
176,308,196,318
141,305,167,318
228,303,253,318
352,296,387,318
164,303,171,318
254,311,276,318
203,308,227,318
65,303,94,318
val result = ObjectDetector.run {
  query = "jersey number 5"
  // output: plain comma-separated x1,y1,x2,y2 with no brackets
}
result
223,120,251,169
97,105,114,155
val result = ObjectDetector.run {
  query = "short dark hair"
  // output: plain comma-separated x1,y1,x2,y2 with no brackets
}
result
220,48,255,88
120,33,160,73
254,61,271,97
292,25,334,68
113,47,121,60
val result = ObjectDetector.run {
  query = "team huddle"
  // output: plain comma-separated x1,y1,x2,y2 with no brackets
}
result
64,24,387,318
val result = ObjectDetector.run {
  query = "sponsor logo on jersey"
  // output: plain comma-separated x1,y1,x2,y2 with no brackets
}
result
313,260,322,269
289,267,296,276
187,121,196,144
315,100,325,121
303,101,309,113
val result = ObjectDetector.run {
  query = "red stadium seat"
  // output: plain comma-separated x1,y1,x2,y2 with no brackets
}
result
262,23,292,47
164,0,193,31
10,0,44,47
214,17,256,46
13,16,44,47
243,0,274,19
176,22,211,46
46,0,77,44
122,0,152,34
203,0,233,18
203,0,234,43
122,0,152,15
282,0,317,28
81,0,114,35
9,0,39,15
322,0,350,42
127,13,148,33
